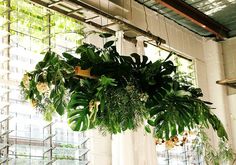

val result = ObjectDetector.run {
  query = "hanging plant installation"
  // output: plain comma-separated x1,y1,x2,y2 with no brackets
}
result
21,33,228,141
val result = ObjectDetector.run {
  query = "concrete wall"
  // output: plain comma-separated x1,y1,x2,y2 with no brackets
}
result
203,40,233,146
81,0,235,164
222,37,236,149
222,37,236,95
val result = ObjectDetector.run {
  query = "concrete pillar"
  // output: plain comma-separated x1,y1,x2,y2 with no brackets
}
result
136,36,146,55
221,37,236,150
112,30,135,165
132,36,157,165
203,39,233,146
115,30,125,54
85,30,112,165
87,130,112,165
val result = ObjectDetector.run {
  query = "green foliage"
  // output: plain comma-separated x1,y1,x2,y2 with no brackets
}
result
96,84,148,134
20,51,74,118
59,144,75,148
54,155,75,160
67,79,98,131
194,129,235,165
99,33,113,38
147,84,228,140
21,33,228,142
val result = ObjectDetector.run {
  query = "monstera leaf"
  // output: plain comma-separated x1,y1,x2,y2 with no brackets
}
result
67,91,91,131
130,53,150,69
50,83,66,115
68,107,90,131
147,86,228,140
67,79,98,131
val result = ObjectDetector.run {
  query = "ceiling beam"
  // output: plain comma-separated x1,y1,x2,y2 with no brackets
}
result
155,0,230,39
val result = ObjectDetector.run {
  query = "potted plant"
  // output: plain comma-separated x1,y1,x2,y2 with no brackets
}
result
21,33,228,142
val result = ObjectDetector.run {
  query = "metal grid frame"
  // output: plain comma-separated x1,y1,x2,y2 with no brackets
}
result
0,0,89,164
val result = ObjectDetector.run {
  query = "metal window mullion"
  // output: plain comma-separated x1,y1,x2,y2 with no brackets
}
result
48,12,52,52
1,0,11,161
43,122,56,164
49,123,53,162
43,11,53,52
48,11,53,164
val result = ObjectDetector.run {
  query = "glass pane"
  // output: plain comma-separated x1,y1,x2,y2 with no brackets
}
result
0,0,87,164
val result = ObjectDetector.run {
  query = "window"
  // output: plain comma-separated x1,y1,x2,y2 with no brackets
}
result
144,43,195,85
144,43,204,165
0,0,88,164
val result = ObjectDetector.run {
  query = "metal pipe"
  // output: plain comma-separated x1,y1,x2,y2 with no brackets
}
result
66,0,166,44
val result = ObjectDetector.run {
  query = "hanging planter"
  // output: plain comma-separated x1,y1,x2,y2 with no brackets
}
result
20,33,228,141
